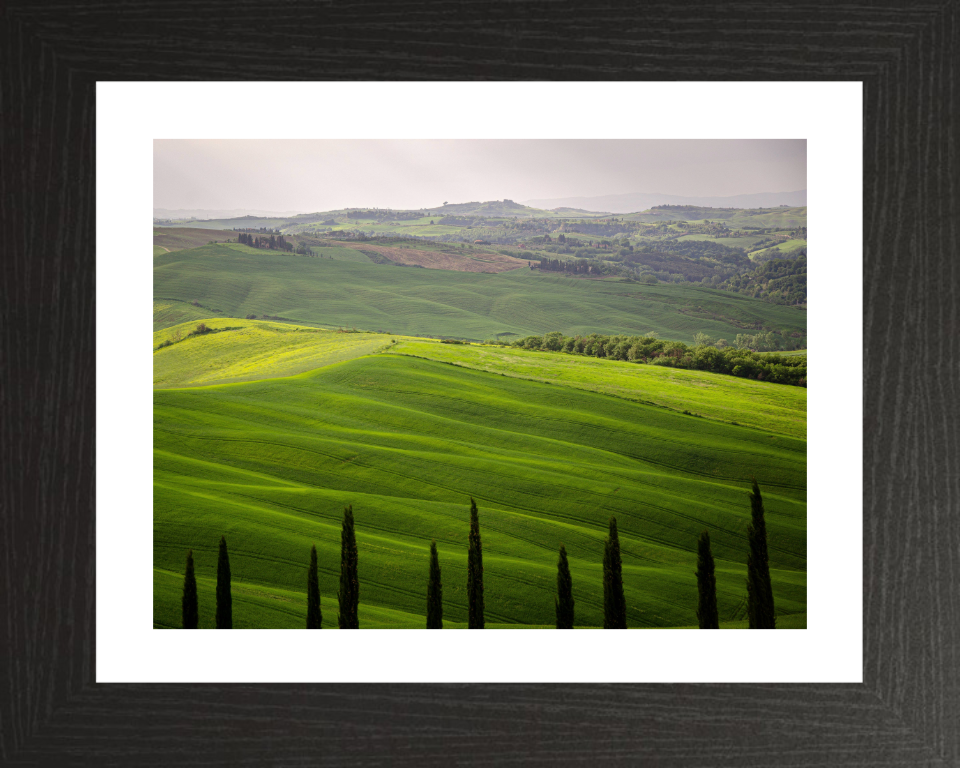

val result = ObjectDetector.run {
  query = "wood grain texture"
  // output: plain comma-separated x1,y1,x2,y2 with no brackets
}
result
1,1,958,764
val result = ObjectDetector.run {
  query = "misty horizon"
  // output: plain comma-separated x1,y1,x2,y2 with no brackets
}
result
155,139,806,214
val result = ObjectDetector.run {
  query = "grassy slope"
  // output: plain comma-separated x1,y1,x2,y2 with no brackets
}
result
323,221,464,238
154,319,395,387
153,299,216,331
153,244,807,343
750,239,807,258
153,325,806,434
243,243,375,264
388,341,806,439
155,351,806,629
725,208,806,229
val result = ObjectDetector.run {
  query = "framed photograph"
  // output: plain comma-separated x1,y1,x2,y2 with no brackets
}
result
99,83,857,686
4,3,956,765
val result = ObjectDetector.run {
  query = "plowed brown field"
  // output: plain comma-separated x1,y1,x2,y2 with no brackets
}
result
153,227,235,253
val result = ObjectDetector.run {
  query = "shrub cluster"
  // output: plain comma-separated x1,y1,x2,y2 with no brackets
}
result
717,254,806,305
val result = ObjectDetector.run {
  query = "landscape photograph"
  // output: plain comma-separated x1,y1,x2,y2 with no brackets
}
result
153,139,807,630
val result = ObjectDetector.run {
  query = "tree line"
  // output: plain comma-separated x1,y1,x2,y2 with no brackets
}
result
637,239,750,266
238,232,293,252
497,332,806,386
537,257,603,275
180,483,777,630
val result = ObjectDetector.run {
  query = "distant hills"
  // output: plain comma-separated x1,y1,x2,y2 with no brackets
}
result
155,192,808,224
424,199,541,217
524,190,807,213
155,192,809,227
154,208,305,220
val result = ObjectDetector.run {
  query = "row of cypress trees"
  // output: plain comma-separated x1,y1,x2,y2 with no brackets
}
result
424,497,486,629
304,503,362,629
181,483,776,629
574,480,775,629
181,535,232,629
182,505,361,629
694,479,776,629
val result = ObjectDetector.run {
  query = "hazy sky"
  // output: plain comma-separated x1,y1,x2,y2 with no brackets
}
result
154,139,806,212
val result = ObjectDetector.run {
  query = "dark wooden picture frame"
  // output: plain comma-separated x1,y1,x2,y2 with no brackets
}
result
2,2,957,764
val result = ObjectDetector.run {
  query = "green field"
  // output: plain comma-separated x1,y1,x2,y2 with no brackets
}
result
154,331,806,629
154,319,395,387
726,208,806,229
750,239,807,259
323,220,465,238
223,241,375,264
153,325,807,434
676,234,769,250
153,299,219,331
625,207,806,228
153,245,806,342
388,340,806,438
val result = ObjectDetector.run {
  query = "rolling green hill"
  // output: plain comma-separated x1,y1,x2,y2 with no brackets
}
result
153,244,807,342
626,206,807,229
154,338,806,629
152,323,806,436
677,234,769,250
425,200,545,217
387,339,806,438
153,201,596,236
153,299,218,331
153,319,395,388
750,238,808,259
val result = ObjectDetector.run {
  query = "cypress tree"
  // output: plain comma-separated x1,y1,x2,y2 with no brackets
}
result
602,517,627,628
426,540,443,629
215,536,232,629
555,543,574,629
746,479,776,629
338,505,359,629
182,549,199,629
695,530,719,629
307,544,322,629
467,498,484,629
